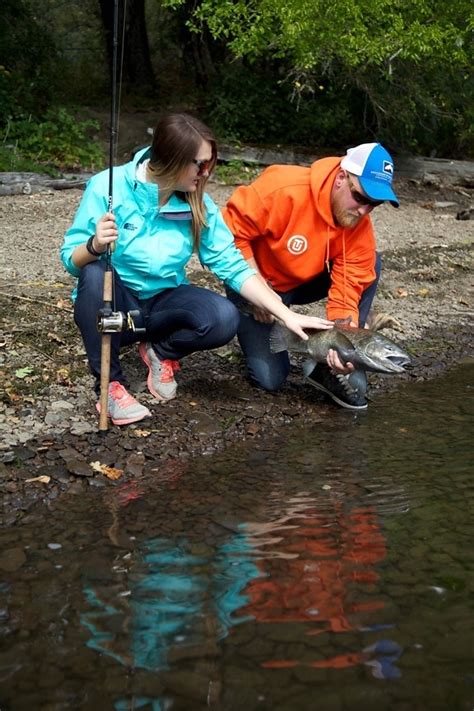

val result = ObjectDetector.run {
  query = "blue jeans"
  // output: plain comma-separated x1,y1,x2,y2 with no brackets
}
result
74,261,240,392
226,254,382,391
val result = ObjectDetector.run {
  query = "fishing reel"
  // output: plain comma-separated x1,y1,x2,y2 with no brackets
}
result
97,307,146,334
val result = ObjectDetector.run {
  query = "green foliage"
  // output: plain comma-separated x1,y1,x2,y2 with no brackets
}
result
0,109,105,172
2,0,471,159
0,145,51,174
202,60,353,147
165,0,473,156
179,0,470,69
214,159,261,185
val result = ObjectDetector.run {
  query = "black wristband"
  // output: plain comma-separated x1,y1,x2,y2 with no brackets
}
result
86,235,103,257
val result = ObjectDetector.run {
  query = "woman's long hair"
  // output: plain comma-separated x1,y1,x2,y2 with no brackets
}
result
147,113,217,248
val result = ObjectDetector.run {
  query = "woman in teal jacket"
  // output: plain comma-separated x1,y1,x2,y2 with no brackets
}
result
61,113,332,426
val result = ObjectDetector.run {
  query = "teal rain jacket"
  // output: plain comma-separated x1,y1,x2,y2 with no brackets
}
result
60,147,255,300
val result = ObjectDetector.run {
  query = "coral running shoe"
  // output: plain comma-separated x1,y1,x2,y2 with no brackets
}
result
138,342,179,401
96,381,151,425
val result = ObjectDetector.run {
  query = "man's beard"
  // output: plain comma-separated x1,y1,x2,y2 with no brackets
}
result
331,191,362,228
332,201,361,228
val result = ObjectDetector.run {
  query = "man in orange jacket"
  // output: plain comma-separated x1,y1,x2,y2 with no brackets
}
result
222,143,399,410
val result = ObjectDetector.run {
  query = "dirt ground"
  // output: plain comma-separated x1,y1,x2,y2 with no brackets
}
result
0,144,472,521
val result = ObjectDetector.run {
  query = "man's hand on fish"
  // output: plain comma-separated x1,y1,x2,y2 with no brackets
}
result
326,348,355,375
252,305,275,323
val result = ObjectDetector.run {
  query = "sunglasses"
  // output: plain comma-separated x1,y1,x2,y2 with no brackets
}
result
346,173,383,208
192,158,212,176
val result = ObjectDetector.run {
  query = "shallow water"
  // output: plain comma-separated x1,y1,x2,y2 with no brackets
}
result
0,364,473,711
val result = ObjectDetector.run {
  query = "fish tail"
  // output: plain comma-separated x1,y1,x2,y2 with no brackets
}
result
269,323,291,354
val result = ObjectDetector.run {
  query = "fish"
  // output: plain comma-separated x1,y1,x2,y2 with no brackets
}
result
269,319,411,374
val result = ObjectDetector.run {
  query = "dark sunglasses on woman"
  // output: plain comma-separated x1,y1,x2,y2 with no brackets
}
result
192,158,212,176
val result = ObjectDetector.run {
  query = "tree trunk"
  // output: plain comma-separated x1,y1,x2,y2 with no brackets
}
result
98,0,156,92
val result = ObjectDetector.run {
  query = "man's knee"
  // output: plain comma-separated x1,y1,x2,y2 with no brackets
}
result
374,252,382,280
247,360,288,392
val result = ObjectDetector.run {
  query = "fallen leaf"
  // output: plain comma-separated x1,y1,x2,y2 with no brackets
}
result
322,484,332,490
395,287,408,298
47,332,66,344
56,299,72,310
246,423,260,435
133,429,151,437
417,288,430,297
15,366,34,379
90,460,123,480
189,401,198,406
56,367,72,385
25,475,51,484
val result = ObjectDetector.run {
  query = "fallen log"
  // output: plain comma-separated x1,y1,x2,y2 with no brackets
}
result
218,145,474,188
0,172,88,196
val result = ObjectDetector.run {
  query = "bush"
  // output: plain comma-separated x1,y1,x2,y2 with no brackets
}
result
0,108,105,172
202,60,353,149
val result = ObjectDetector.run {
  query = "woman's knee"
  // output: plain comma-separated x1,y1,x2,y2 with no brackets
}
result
76,261,106,299
200,297,240,345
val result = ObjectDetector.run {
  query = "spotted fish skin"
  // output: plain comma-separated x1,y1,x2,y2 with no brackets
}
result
269,322,411,374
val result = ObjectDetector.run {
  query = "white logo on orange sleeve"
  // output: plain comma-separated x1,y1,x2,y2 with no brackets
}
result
287,235,308,255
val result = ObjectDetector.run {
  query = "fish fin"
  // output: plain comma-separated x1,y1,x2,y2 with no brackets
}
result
334,316,352,327
269,323,289,354
302,359,317,377
366,312,405,333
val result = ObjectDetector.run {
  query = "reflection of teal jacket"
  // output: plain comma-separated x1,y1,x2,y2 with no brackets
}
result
60,147,255,299
82,535,260,672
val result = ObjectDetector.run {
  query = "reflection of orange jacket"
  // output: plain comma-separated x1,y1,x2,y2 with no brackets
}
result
237,506,386,634
223,158,377,323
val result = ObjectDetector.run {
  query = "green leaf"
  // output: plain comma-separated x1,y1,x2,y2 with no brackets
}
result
15,367,34,379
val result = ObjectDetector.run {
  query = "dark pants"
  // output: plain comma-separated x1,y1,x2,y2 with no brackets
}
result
226,254,382,391
74,261,240,392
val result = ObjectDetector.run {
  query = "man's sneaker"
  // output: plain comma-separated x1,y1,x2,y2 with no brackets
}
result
96,381,151,425
138,342,180,401
305,363,368,410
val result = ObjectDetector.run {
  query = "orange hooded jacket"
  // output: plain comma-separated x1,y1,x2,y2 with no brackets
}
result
222,157,377,323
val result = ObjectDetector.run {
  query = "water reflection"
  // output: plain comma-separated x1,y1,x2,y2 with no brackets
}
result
1,364,472,710
82,534,260,671
82,465,403,680
235,490,401,677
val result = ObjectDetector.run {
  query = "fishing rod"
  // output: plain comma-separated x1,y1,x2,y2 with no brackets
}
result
96,0,144,433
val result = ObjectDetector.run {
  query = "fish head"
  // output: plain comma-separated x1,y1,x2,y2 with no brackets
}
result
357,332,411,373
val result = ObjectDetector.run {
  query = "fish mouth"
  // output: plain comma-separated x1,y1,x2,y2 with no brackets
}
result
380,355,411,373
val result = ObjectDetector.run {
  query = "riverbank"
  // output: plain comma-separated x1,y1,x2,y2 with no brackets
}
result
0,173,472,522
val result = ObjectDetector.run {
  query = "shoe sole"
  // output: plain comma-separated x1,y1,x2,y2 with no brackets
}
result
95,402,151,426
138,343,176,401
305,376,368,411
